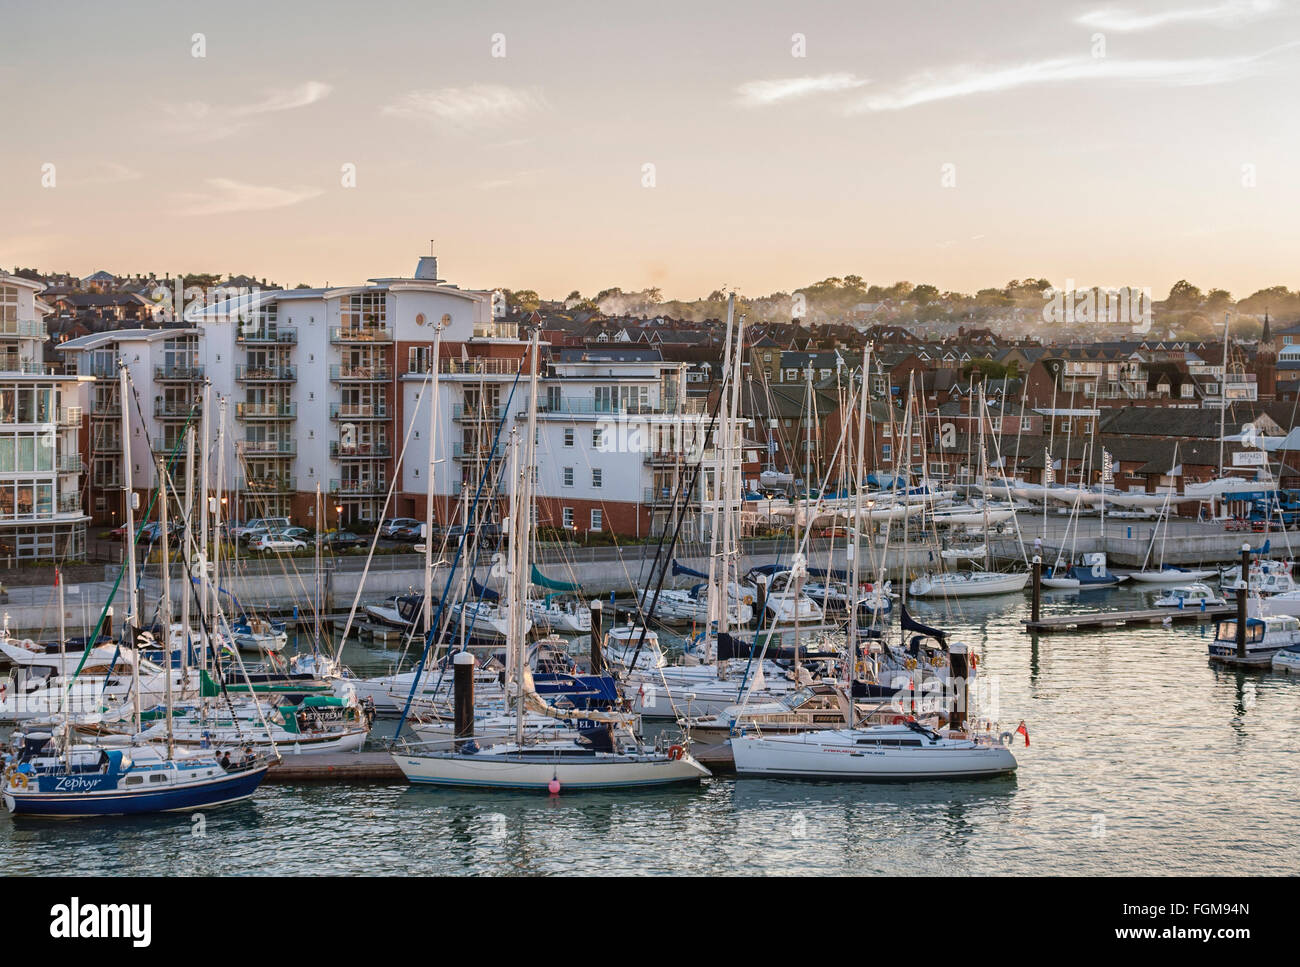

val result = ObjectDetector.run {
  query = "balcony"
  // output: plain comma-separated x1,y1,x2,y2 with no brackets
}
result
238,475,296,494
330,478,388,496
0,320,46,339
330,326,392,344
644,486,697,505
236,402,296,420
57,494,81,514
451,403,503,422
452,442,495,461
91,436,123,454
154,399,197,420
330,441,391,459
57,454,83,473
89,399,122,416
438,357,521,376
330,364,391,382
235,364,296,382
235,327,297,345
154,365,204,382
537,398,660,417
238,440,296,456
330,403,388,421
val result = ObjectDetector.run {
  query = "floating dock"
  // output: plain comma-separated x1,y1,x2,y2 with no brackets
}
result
1023,605,1235,633
265,751,404,783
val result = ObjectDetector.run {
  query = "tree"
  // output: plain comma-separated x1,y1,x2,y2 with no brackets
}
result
1165,280,1203,310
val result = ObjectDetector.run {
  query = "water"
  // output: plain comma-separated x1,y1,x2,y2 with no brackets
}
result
5,586,1299,876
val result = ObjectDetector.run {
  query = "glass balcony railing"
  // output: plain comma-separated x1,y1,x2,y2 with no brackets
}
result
154,364,204,381
451,403,503,422
237,475,296,494
329,403,388,420
330,326,392,344
235,364,296,381
330,364,391,382
329,478,388,495
237,439,296,456
330,441,391,458
235,327,297,345
235,402,296,420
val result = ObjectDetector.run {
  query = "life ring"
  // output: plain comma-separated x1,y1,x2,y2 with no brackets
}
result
742,595,754,606
5,768,28,789
904,658,917,670
667,744,684,760
998,731,1014,746
890,715,906,725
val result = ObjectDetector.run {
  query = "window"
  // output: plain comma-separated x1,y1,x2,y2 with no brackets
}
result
563,467,574,486
882,444,892,462
563,428,574,447
592,468,602,488
408,346,430,373
590,508,603,531
592,428,602,448
562,507,574,528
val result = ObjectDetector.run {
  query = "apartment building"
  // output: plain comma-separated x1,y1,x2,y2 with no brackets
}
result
0,274,89,560
60,257,740,539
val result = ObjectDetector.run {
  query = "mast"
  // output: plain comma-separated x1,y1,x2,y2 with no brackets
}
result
515,328,541,747
180,427,195,683
119,362,141,733
314,484,323,650
704,294,736,633
847,344,871,729
211,398,226,688
197,381,210,675
1219,311,1230,482
58,566,68,767
157,451,175,759
422,321,445,636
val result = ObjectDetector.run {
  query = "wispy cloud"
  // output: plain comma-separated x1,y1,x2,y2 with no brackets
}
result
160,81,333,142
81,162,142,186
382,85,546,126
172,178,323,216
478,169,545,190
735,73,869,106
850,45,1292,112
1076,0,1280,32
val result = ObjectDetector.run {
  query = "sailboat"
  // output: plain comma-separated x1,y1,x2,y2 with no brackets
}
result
391,331,710,791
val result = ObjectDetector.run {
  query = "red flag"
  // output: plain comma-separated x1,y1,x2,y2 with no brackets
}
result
1015,720,1030,747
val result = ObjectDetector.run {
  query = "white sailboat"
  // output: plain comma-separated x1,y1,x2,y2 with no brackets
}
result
391,330,710,791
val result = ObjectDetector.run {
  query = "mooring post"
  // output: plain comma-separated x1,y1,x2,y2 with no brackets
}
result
1236,543,1250,659
453,650,475,751
948,641,968,732
589,598,604,674
1031,555,1042,625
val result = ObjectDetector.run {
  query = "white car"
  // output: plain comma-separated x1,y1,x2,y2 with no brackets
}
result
249,533,307,553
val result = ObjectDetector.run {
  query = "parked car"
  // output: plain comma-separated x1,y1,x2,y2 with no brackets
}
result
280,527,314,542
323,530,365,550
388,523,425,543
233,517,292,542
249,533,307,553
380,518,421,539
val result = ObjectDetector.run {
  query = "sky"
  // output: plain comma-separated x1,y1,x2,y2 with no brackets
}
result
2,0,1298,301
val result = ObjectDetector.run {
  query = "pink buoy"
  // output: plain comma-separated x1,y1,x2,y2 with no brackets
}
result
548,778,561,795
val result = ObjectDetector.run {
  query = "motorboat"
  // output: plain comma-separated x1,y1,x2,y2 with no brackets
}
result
229,615,287,653
730,720,1018,780
1272,643,1300,673
1153,583,1226,608
1208,613,1300,666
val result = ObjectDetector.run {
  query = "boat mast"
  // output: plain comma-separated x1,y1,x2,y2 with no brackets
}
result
198,381,211,676
211,398,226,688
57,566,68,768
314,483,323,650
848,344,871,728
180,426,195,684
1219,311,1230,482
704,294,736,633
720,310,745,638
515,329,541,747
156,450,175,759
422,321,445,637
119,362,141,734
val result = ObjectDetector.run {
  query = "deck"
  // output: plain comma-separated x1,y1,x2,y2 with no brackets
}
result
1023,605,1236,633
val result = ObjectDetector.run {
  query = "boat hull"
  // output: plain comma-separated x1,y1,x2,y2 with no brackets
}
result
4,766,267,817
392,749,710,790
730,733,1017,779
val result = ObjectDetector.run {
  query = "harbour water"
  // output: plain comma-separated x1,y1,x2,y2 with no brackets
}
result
5,586,1298,876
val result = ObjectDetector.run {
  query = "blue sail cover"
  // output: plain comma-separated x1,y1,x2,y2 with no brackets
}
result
900,604,947,645
470,579,499,602
671,560,709,579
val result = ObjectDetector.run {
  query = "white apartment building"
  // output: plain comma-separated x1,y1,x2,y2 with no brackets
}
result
59,256,736,538
0,274,89,560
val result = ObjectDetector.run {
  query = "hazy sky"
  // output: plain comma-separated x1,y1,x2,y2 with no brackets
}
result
3,0,1298,300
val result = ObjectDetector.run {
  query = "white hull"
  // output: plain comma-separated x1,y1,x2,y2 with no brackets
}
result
730,726,1018,779
392,746,710,789
909,571,1029,598
1127,569,1217,584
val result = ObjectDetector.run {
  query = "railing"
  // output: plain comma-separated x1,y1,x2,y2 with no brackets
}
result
236,402,296,420
330,364,391,382
235,327,297,345
330,441,391,458
57,454,82,472
235,364,296,381
154,400,198,419
438,358,522,376
90,400,122,416
237,439,296,455
329,403,388,420
330,478,388,495
452,442,495,461
57,494,81,513
238,476,296,494
91,436,123,453
154,365,204,381
82,361,119,379
451,403,503,421
644,487,698,504
0,320,46,338
330,326,393,344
